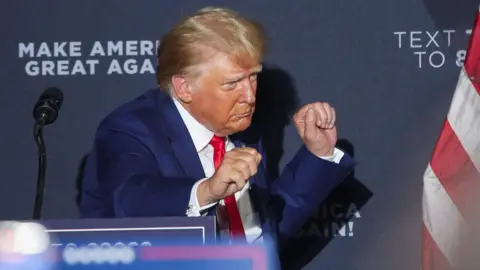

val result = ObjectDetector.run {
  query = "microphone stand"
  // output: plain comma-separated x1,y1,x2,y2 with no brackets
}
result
33,115,47,220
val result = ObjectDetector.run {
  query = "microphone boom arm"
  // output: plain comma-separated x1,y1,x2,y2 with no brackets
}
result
31,87,64,220
33,121,46,220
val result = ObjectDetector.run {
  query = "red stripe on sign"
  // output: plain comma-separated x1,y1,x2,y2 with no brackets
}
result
464,10,480,93
422,223,453,270
140,246,267,270
429,120,480,223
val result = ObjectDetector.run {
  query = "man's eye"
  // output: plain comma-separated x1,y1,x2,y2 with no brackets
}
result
224,81,238,89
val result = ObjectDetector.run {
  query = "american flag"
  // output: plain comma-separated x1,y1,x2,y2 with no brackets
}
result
422,7,480,270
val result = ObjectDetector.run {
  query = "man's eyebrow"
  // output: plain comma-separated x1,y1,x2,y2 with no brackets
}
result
225,67,263,82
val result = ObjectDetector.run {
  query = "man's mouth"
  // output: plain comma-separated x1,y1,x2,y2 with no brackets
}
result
235,111,252,117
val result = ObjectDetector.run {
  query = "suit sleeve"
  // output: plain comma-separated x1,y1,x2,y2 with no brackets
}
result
80,130,198,218
265,144,355,244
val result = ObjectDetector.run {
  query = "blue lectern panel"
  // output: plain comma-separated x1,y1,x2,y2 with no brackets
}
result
38,217,216,248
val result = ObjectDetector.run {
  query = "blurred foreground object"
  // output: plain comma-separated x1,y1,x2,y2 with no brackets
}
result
0,218,273,269
55,243,272,270
0,221,52,270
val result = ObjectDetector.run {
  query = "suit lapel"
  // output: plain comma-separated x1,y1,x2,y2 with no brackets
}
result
156,91,205,180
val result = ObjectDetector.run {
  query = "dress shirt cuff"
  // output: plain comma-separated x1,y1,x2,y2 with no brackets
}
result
186,178,218,217
316,147,344,164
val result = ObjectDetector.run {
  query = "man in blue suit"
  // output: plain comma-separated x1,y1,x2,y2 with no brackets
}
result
80,5,354,260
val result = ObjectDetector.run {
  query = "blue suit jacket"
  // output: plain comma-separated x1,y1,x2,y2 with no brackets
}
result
80,88,355,247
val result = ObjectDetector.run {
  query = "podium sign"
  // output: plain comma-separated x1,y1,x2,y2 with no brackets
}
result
57,244,272,270
0,218,275,269
37,217,216,248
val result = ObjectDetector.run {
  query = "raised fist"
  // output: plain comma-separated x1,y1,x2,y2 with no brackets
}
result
293,102,337,157
198,147,261,205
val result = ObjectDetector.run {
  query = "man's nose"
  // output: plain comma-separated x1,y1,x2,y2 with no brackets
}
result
240,80,255,104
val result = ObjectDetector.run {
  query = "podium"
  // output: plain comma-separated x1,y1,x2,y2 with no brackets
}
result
39,216,216,248
0,217,273,269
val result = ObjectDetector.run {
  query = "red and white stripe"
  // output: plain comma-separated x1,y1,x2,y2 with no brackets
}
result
422,7,480,270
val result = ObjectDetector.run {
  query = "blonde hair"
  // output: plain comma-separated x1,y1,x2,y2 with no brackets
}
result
156,7,267,89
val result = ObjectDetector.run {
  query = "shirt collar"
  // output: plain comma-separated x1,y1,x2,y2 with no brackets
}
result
172,97,214,152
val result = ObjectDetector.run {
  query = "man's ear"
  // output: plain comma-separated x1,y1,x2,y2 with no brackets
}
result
171,75,193,103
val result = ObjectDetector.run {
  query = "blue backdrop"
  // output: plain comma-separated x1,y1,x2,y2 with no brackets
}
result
1,0,479,269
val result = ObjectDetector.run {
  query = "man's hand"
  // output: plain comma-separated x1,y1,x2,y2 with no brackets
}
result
293,102,337,157
197,147,262,206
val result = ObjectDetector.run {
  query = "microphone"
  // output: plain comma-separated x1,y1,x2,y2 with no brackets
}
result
32,87,64,220
33,87,63,126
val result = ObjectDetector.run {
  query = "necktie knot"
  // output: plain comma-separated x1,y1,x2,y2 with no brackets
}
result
209,135,225,169
209,135,225,151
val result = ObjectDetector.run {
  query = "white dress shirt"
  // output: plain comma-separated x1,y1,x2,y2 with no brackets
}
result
172,98,344,243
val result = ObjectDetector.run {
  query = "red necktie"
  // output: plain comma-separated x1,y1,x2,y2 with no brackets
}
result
209,135,246,241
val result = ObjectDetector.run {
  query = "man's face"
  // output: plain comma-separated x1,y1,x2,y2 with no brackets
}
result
187,53,262,136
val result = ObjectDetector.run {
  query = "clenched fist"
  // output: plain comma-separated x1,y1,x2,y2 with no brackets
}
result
294,102,337,157
197,147,262,206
